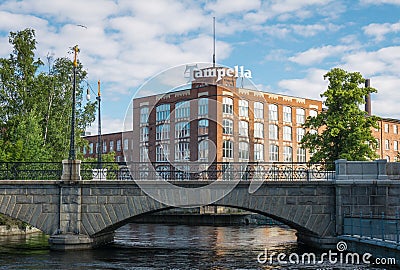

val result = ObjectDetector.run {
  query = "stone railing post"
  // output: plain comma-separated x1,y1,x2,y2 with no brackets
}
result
61,159,82,183
335,159,348,180
376,159,388,180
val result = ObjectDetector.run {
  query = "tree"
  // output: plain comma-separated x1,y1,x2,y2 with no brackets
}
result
301,68,379,164
0,28,96,161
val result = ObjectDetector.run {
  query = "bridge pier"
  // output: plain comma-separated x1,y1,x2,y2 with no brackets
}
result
49,231,114,251
297,232,338,250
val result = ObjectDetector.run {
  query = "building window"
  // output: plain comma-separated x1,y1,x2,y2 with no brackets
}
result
140,147,149,162
103,141,107,153
283,146,293,162
117,140,121,151
156,144,169,162
296,108,305,124
283,106,292,122
95,143,99,154
83,146,87,155
223,140,233,159
283,126,292,141
123,139,129,150
297,128,305,142
309,110,318,118
386,156,390,162
156,124,170,140
269,144,279,162
198,98,208,116
297,148,306,162
140,126,149,142
175,142,190,161
89,143,93,154
109,141,114,152
239,100,249,117
254,144,264,161
198,140,208,161
175,122,190,138
269,124,278,140
385,139,390,150
239,142,249,160
254,122,264,139
198,119,209,136
239,121,249,137
156,104,170,122
394,125,398,134
175,101,190,119
223,119,233,135
269,104,278,121
140,107,149,124
394,141,398,151
376,139,380,149
384,124,389,133
254,102,264,119
223,97,233,114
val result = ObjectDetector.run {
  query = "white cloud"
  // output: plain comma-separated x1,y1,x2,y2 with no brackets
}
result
206,0,261,15
289,45,352,65
363,21,400,41
87,115,125,135
341,46,400,77
278,68,328,100
360,0,400,5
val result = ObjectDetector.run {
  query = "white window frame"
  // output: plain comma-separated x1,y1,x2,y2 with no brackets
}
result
296,108,305,124
223,140,233,159
156,104,170,122
269,104,278,121
269,124,278,140
283,146,293,162
175,142,190,161
254,102,264,119
198,119,209,136
238,141,249,160
175,101,190,119
239,100,249,117
283,126,292,141
283,106,292,122
297,128,305,142
269,144,279,162
156,144,169,162
198,140,208,161
175,122,190,138
141,126,149,142
223,119,234,135
239,121,249,137
385,139,390,150
156,124,170,141
297,148,306,162
254,122,264,139
223,97,233,115
198,98,208,116
254,143,264,161
309,110,318,118
140,107,149,124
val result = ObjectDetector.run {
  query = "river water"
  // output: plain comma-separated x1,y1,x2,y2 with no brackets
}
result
0,223,386,269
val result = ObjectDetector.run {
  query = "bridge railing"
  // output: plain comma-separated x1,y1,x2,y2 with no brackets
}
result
0,162,63,180
0,161,334,181
343,213,400,244
126,161,335,181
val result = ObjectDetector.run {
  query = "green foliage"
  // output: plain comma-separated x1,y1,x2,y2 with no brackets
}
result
301,68,379,163
0,28,96,161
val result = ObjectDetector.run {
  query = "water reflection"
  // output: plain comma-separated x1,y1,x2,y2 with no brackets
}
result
0,224,385,269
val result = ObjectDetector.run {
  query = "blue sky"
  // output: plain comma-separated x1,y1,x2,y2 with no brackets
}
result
0,0,400,134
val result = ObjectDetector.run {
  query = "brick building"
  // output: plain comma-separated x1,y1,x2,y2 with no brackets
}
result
82,68,400,163
127,67,322,164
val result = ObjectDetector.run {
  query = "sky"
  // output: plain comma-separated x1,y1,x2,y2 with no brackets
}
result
0,0,400,134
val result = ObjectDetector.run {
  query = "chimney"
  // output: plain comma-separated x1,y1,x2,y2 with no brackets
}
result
365,79,371,116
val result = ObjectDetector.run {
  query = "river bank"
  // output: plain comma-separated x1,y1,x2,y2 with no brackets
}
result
0,225,41,236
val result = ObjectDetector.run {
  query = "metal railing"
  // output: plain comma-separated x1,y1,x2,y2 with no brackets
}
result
0,162,63,180
0,161,334,181
126,161,335,181
343,213,400,244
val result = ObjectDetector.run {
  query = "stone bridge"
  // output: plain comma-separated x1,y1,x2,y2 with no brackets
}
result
0,159,399,250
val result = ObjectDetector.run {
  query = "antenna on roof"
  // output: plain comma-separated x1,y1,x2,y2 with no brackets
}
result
213,16,216,67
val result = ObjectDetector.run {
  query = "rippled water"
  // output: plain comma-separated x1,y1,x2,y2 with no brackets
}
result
0,224,386,269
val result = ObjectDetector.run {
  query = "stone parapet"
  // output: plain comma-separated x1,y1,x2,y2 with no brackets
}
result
335,159,388,181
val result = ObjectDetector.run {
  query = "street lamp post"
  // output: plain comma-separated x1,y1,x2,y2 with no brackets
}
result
68,45,79,161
